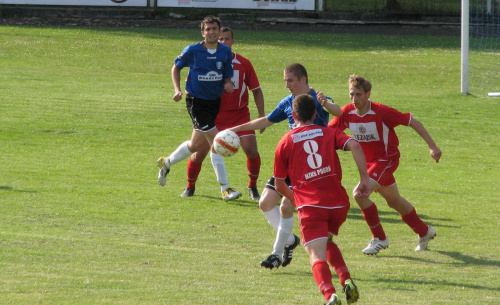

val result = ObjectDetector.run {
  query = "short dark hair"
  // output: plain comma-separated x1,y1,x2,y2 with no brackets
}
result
220,27,233,39
293,94,316,122
284,63,308,85
201,15,221,31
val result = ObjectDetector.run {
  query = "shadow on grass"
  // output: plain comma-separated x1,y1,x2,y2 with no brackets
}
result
360,275,498,291
382,251,500,269
348,207,459,228
436,251,500,268
8,24,460,51
0,185,38,193
195,194,260,208
265,270,311,278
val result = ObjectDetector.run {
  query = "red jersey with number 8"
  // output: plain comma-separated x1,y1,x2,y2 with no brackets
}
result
274,124,354,209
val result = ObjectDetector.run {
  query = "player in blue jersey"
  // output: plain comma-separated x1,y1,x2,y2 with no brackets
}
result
157,16,242,201
229,63,342,269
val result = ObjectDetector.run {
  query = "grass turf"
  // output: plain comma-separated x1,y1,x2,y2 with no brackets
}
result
0,25,499,304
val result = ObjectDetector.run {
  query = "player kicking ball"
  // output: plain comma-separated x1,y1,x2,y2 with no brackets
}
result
328,75,442,254
273,94,369,304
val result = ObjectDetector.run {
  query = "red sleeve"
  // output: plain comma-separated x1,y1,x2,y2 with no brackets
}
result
273,136,289,180
242,56,260,91
333,128,354,151
328,105,349,130
377,103,411,128
328,115,343,129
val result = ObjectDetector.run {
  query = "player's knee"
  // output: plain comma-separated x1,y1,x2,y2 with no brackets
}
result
280,202,294,218
386,198,403,210
258,197,274,212
241,139,259,158
244,149,259,159
191,151,208,163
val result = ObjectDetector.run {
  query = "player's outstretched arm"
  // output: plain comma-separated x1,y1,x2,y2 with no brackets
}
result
345,140,371,197
317,91,341,117
409,118,442,163
171,65,183,102
229,117,273,134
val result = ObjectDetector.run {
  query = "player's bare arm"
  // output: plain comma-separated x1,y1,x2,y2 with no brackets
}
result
229,117,273,134
409,118,442,163
252,88,266,117
317,91,342,116
251,87,266,133
224,78,234,93
171,64,183,102
345,139,371,197
275,178,295,206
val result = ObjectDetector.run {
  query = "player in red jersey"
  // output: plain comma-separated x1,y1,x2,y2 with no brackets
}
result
274,94,369,305
182,27,265,200
328,75,442,254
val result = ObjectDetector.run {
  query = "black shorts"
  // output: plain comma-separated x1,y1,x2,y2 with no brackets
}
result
185,93,221,132
265,176,292,192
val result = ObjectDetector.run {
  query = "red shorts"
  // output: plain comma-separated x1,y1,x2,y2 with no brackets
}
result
367,158,399,187
215,108,255,137
297,205,349,246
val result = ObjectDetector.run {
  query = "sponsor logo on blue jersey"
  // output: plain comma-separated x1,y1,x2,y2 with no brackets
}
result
198,71,223,82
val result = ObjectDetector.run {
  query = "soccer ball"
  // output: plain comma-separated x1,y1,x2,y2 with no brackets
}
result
213,130,240,157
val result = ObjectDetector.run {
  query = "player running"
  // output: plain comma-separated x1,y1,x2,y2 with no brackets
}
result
182,27,265,200
157,16,241,201
328,75,442,254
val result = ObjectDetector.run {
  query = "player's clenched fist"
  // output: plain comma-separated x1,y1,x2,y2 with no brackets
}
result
173,91,183,102
224,81,234,93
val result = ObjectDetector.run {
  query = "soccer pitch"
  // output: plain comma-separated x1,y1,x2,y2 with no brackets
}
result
0,25,499,304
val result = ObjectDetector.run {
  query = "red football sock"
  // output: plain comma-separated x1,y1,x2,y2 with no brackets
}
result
311,260,336,301
327,242,351,287
186,158,203,189
401,208,429,237
362,203,387,240
246,154,261,188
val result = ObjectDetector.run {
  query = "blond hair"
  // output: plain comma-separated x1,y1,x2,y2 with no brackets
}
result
349,75,372,92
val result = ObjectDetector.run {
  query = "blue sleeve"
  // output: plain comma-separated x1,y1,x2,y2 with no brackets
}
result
222,48,234,79
267,108,288,123
313,106,330,127
267,99,290,123
312,92,330,127
174,45,191,70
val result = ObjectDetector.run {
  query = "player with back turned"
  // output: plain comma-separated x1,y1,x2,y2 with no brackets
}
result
273,94,369,305
229,63,341,269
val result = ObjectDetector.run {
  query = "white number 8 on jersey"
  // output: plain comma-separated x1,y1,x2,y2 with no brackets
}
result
303,140,322,169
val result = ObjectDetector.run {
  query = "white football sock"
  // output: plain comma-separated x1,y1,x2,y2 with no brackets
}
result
210,151,229,192
272,216,294,257
262,206,281,232
167,141,191,166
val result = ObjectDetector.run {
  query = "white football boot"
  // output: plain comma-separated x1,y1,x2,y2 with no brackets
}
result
415,226,436,251
362,237,389,255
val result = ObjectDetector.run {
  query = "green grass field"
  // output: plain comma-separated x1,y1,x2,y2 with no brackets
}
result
0,25,499,305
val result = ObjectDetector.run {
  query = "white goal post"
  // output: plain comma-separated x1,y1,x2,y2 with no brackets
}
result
461,0,470,94
462,0,500,96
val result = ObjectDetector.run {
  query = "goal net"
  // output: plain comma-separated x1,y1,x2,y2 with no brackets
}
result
461,0,500,96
